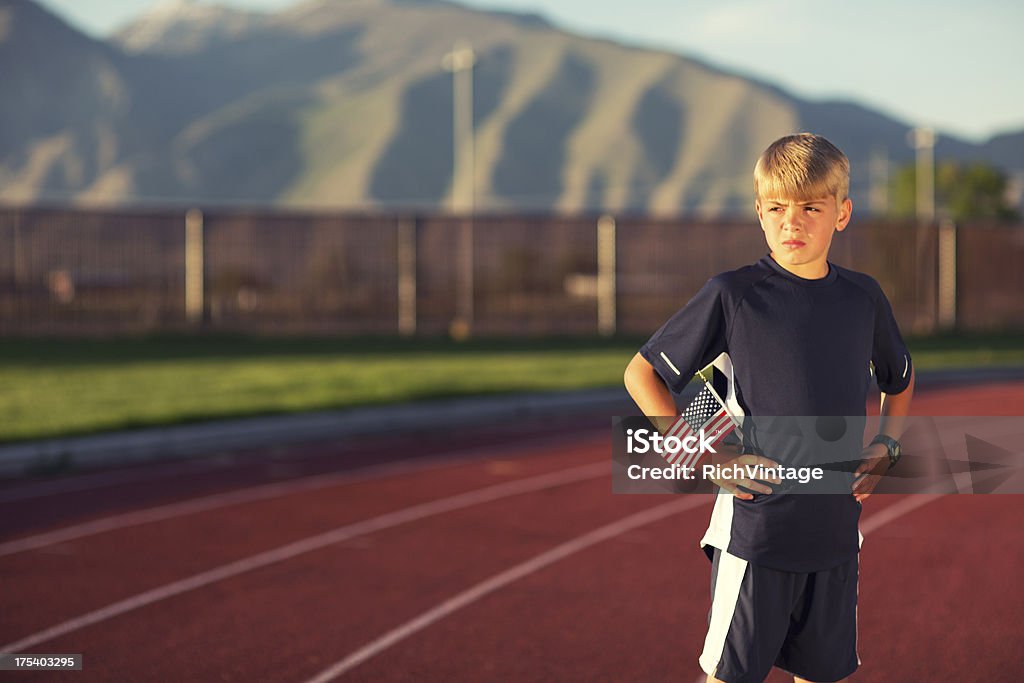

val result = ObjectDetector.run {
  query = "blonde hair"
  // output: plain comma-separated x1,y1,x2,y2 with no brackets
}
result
753,133,850,204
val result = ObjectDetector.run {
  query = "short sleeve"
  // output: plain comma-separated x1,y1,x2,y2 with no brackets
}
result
638,278,729,394
871,288,912,394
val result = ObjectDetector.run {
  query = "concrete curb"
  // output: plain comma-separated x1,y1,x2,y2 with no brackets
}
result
0,388,637,478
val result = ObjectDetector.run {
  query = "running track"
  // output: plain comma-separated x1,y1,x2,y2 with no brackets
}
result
0,384,1022,682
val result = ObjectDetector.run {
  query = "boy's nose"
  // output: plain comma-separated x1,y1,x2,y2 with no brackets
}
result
783,208,805,228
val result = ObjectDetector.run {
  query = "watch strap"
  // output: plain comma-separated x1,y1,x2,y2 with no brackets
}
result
870,434,901,468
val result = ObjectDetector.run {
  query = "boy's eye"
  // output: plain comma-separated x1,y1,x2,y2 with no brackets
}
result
805,207,820,213
768,207,783,212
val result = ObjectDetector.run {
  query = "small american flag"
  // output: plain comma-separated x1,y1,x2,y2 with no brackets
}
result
660,364,738,470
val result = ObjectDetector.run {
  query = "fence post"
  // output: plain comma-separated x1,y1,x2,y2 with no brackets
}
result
937,218,957,330
397,215,417,336
185,208,205,326
597,214,617,336
12,207,23,290
450,216,474,339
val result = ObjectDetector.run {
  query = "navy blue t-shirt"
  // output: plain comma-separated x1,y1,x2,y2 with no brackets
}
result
639,254,912,571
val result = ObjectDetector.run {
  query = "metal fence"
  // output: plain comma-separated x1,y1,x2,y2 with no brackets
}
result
1,206,1022,336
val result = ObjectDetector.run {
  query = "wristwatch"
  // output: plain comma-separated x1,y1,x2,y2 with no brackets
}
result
870,434,902,469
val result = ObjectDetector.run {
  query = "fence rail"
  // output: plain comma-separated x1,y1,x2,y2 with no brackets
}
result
1,206,1022,336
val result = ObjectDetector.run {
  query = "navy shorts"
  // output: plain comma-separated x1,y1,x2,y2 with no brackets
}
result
699,547,859,683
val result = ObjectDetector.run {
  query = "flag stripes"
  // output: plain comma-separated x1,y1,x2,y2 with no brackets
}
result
658,384,738,470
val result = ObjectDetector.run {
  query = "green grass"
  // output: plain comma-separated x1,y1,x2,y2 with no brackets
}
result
1,333,1022,443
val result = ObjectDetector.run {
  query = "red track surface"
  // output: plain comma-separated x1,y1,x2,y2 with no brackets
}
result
1,385,1022,682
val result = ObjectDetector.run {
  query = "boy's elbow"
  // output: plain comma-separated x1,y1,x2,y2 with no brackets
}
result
895,365,915,395
902,365,916,396
624,353,652,393
623,359,636,392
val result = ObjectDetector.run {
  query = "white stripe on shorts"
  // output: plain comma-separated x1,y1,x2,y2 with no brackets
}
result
699,549,749,676
855,553,861,667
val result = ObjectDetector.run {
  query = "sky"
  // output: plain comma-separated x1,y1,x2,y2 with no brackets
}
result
34,0,1024,142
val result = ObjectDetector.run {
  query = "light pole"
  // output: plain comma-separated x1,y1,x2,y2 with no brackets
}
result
442,41,475,338
909,127,936,223
909,127,954,333
443,42,476,214
868,146,889,216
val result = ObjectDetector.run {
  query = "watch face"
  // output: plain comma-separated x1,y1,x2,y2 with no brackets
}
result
874,435,901,466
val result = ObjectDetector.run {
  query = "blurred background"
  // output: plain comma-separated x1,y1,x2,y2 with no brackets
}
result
2,0,1024,438
2,2,1024,681
1,0,1023,443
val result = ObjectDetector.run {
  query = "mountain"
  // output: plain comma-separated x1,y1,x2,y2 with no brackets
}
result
980,130,1024,172
115,0,263,55
0,0,140,201
1,0,1020,215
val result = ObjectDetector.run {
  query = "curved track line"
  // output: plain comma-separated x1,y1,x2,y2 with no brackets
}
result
859,494,943,535
303,496,713,683
313,494,948,682
0,461,607,654
0,430,605,557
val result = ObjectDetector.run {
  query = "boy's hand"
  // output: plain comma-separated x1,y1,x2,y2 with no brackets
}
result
708,444,782,501
852,443,889,502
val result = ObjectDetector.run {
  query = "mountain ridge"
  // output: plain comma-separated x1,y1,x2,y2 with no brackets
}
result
1,0,1019,214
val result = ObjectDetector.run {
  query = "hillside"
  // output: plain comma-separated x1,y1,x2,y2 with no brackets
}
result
0,0,1019,215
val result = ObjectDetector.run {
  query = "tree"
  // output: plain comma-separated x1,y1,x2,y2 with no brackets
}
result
891,161,1020,222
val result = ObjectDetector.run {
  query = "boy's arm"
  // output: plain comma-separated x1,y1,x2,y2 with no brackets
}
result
623,352,678,435
853,366,916,501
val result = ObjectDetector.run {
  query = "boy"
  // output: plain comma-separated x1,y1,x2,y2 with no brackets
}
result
623,133,915,683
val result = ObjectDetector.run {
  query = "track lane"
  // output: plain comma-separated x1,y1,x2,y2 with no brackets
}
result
855,494,1024,682
4,480,714,681
0,429,612,558
0,437,606,642
326,495,942,682
306,496,714,683
0,415,611,536
1,381,1020,681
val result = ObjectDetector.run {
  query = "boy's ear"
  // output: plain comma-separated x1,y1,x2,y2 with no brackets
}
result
835,197,853,232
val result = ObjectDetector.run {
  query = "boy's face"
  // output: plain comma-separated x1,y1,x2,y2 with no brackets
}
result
755,194,852,279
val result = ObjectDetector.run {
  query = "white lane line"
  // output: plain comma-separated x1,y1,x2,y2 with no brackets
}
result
0,430,605,557
309,493,948,682
302,497,713,683
0,461,608,654
860,494,943,535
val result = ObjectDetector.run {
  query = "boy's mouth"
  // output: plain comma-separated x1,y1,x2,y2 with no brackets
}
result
781,240,806,248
